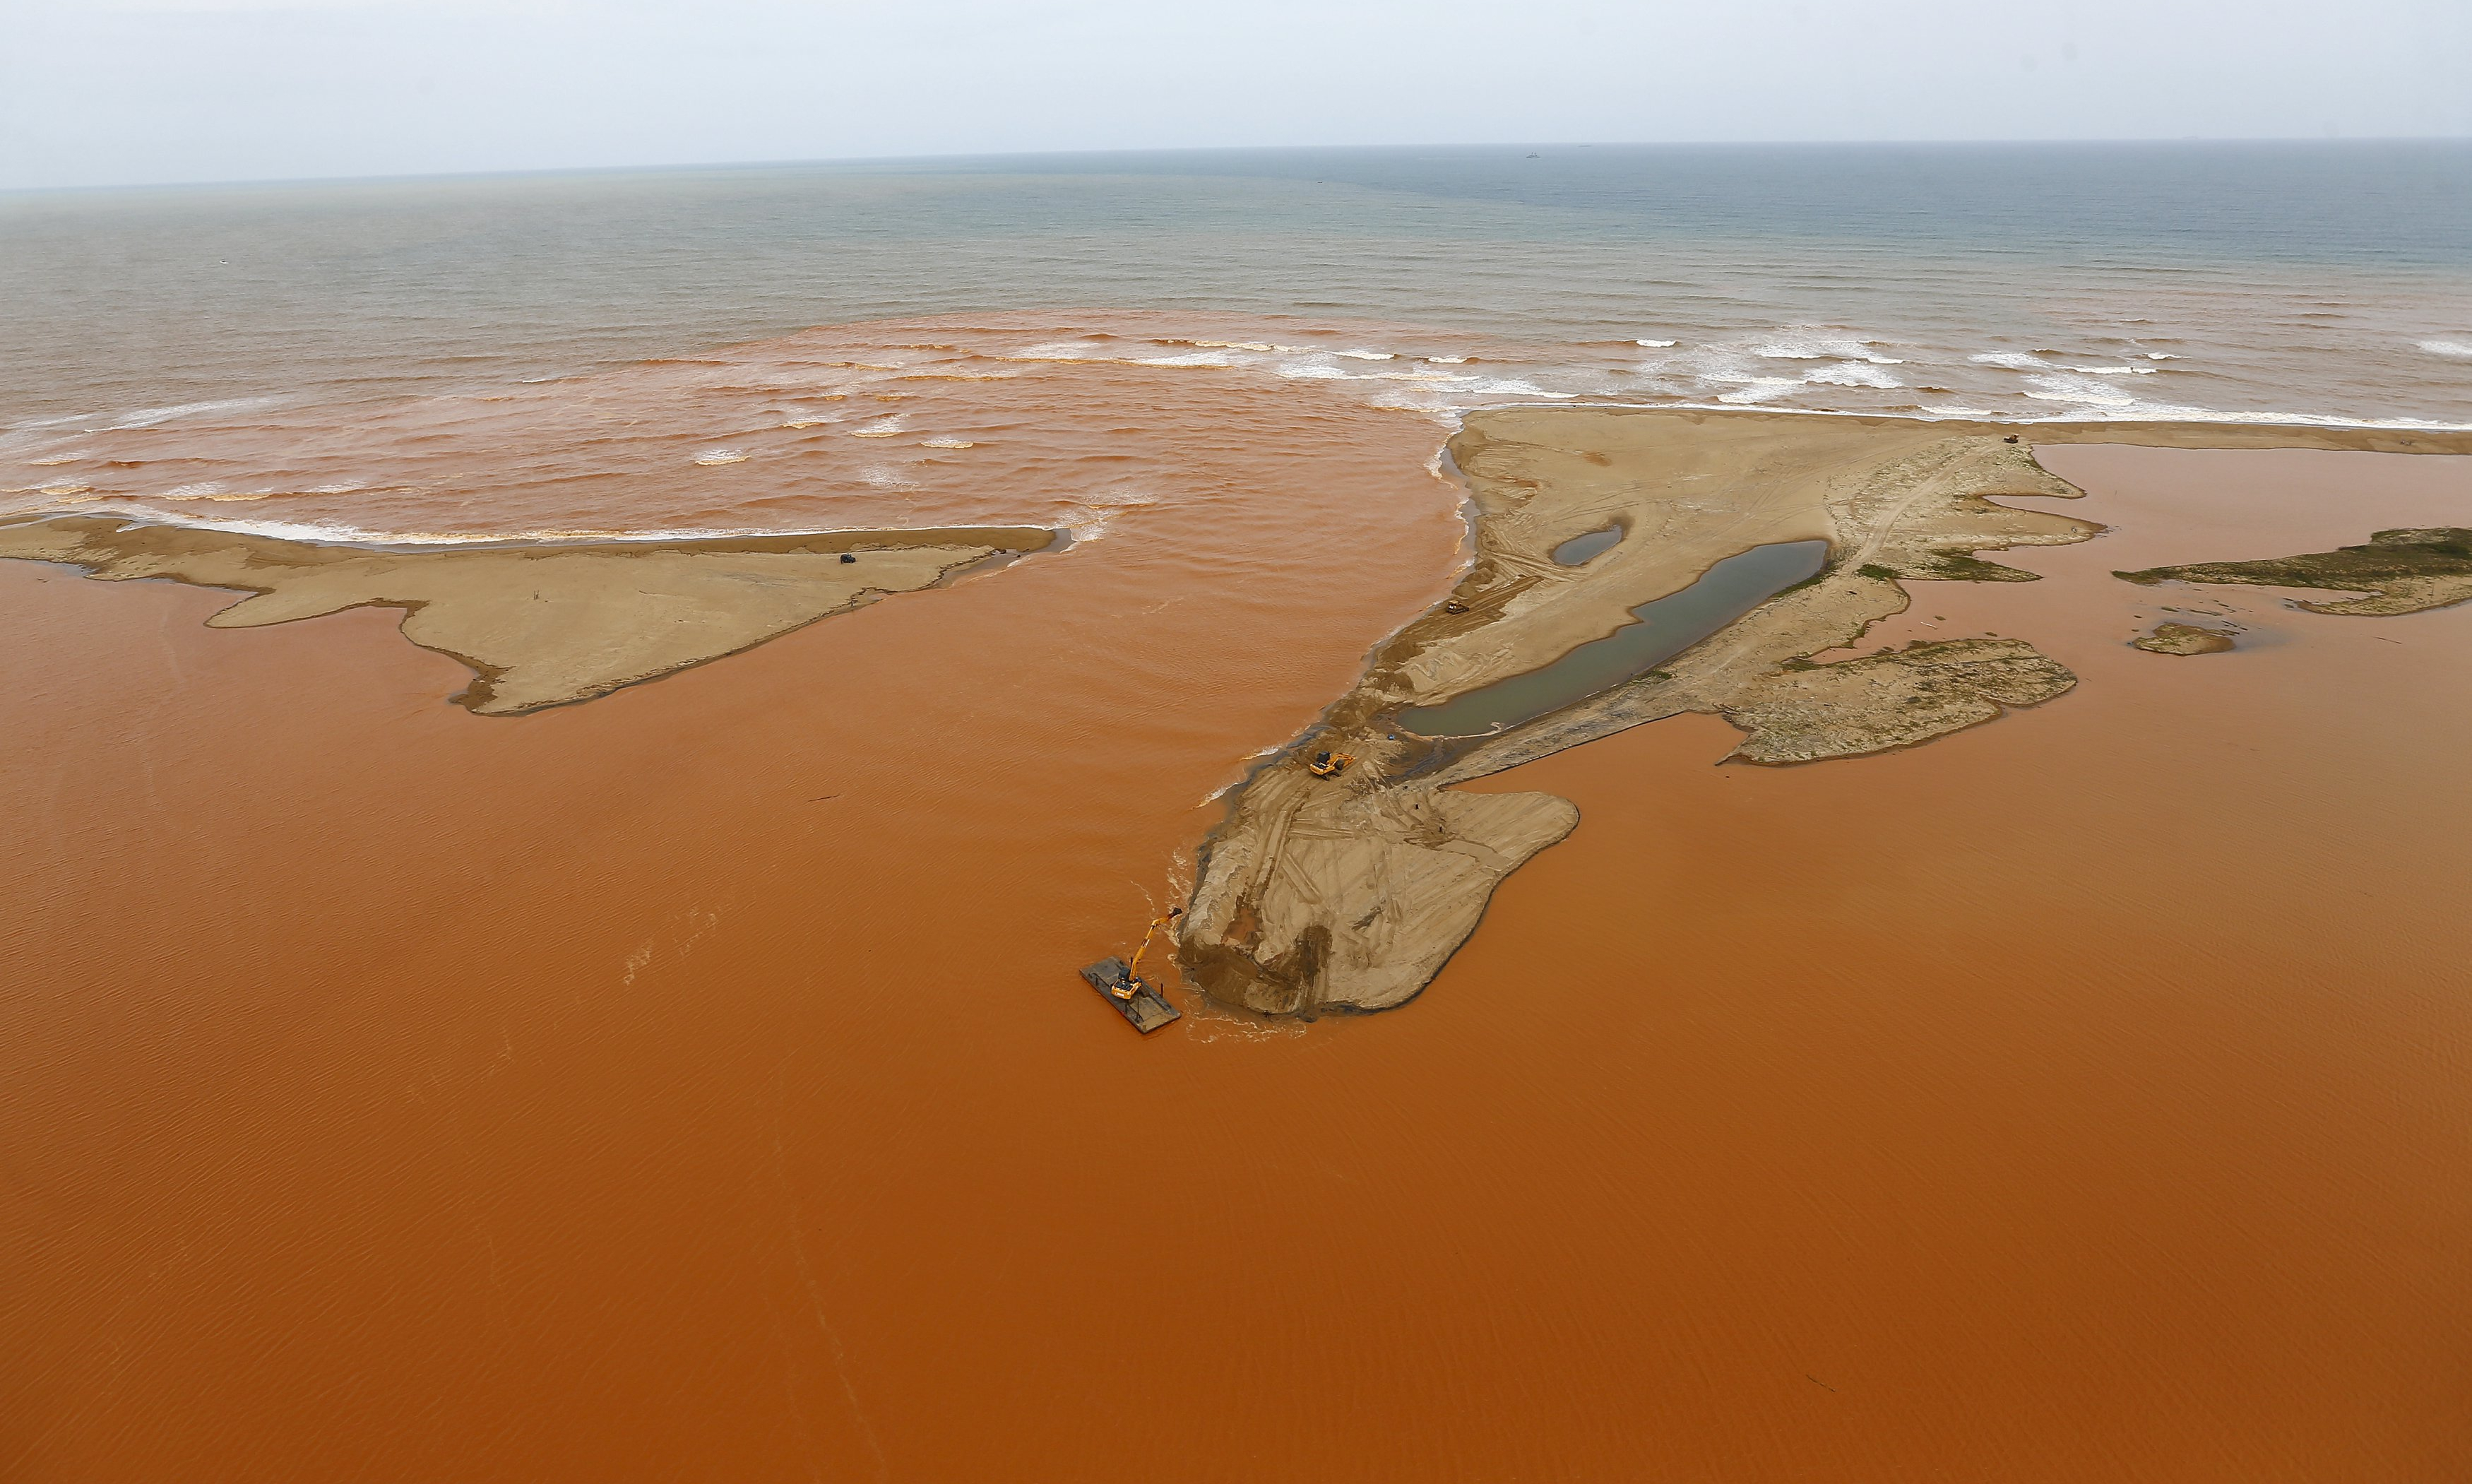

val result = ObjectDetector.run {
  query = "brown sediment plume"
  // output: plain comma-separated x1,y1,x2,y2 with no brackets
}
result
0,515,1055,714
2133,621,2239,655
9,346,2472,1484
1181,410,2472,1018
2116,526,2472,617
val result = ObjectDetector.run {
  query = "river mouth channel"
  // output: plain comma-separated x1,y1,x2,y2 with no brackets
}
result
1399,538,1831,737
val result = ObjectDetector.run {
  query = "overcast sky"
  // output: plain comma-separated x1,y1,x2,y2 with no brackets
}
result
4,0,2468,190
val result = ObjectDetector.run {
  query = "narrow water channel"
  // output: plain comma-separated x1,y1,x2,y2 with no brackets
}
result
1399,538,1830,737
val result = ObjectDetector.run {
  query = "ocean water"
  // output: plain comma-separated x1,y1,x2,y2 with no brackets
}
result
4,143,2469,544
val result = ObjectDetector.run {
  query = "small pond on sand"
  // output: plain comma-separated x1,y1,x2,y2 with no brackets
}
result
1399,538,1830,737
1551,525,1624,565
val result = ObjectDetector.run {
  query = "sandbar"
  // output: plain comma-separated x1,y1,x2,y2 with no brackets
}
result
0,516,1057,714
2133,621,2240,655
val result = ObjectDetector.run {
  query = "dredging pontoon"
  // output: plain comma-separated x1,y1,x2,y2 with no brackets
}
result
1080,907,1183,1033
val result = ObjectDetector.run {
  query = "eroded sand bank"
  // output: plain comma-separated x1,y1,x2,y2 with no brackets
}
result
0,516,1056,713
1180,410,2472,1017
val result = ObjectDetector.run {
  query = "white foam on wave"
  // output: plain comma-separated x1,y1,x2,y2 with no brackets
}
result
2022,372,2139,408
7,410,108,434
1057,489,1159,542
1004,340,1112,363
1427,355,1470,364
2421,340,2472,360
1805,362,1903,390
1,398,290,457
102,396,291,432
1135,350,1240,369
141,478,365,502
1753,333,1901,365
920,438,977,449
1712,376,1805,405
693,449,749,466
2068,365,2162,376
1334,350,1396,362
1635,339,1678,348
1463,377,1576,399
1971,351,2053,371
848,419,905,439
28,507,1066,550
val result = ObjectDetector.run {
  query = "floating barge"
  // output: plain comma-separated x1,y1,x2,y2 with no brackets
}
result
1078,956,1181,1034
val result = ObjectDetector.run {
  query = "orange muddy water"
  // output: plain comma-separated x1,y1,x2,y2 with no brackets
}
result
6,410,2469,1478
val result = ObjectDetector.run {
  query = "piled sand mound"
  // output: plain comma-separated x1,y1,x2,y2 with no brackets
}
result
1178,761,1577,1016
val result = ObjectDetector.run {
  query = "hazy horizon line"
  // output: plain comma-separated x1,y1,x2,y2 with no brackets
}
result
9,136,2470,200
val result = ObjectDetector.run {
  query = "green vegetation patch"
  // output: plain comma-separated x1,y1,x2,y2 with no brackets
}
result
1912,550,2039,583
2115,528,2472,617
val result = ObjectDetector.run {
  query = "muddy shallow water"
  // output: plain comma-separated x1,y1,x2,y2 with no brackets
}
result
6,412,2468,1479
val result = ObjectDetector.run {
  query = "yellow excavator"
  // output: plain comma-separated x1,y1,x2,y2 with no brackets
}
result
1116,907,1181,1000
1078,907,1184,1033
1307,749,1355,778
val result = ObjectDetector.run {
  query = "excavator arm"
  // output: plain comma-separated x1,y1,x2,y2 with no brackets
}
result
1117,906,1183,997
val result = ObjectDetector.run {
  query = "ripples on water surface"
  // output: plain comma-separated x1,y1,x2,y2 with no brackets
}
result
4,143,2468,543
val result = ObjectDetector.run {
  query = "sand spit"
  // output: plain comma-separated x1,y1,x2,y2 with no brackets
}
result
0,516,1055,714
1181,410,2470,1017
1182,410,2098,1014
2117,526,2472,617
2134,622,2240,655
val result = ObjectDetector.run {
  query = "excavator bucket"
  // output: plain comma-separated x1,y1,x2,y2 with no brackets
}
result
1078,956,1181,1033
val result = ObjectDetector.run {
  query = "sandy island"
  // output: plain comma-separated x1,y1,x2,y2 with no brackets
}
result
0,516,1058,714
1177,410,2472,1018
2132,621,2240,655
